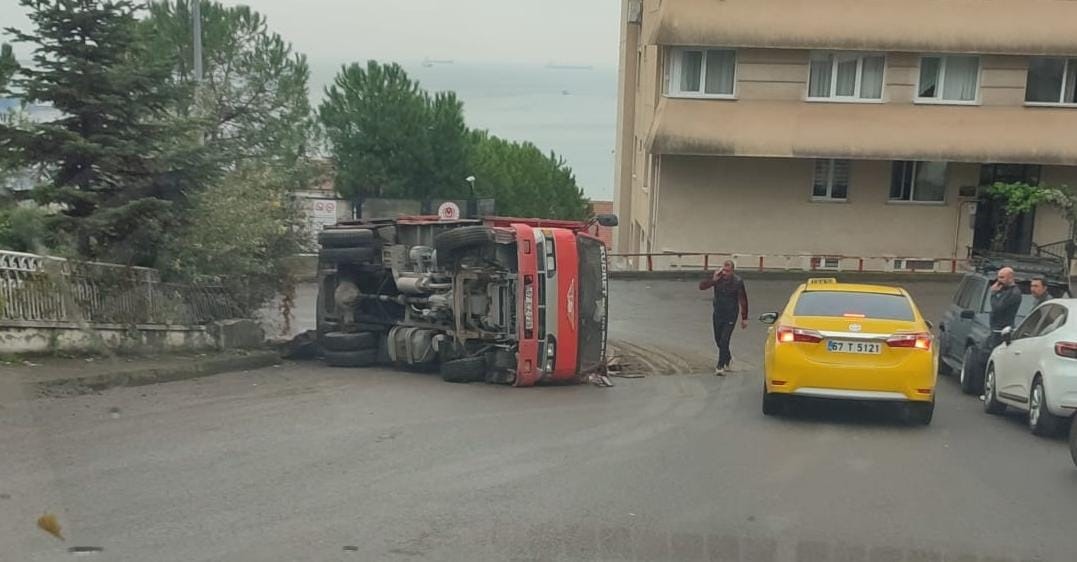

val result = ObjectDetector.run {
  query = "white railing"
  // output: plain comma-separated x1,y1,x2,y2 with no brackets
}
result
0,250,240,326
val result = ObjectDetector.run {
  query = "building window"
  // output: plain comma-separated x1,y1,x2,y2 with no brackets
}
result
812,159,850,200
917,55,980,102
808,53,885,100
1026,57,1077,104
669,48,736,98
890,161,947,202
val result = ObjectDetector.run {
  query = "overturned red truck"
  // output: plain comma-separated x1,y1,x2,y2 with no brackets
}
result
314,214,617,386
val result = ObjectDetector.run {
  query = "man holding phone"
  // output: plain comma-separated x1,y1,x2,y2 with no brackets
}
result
989,266,1021,347
699,260,749,375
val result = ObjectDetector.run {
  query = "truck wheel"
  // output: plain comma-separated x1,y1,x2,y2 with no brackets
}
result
440,357,487,383
959,347,984,395
435,226,495,255
320,331,379,352
324,349,379,368
318,228,375,248
320,246,375,265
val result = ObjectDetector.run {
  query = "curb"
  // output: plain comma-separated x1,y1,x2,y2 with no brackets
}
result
30,351,282,397
611,270,966,283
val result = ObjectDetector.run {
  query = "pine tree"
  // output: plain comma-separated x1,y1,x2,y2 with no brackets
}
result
1,0,208,265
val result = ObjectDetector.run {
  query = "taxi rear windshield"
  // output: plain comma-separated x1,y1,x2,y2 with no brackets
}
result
795,291,915,321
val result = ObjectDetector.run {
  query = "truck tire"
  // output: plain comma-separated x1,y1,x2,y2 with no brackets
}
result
440,357,487,383
324,349,379,368
320,331,379,352
318,228,375,248
435,226,495,255
320,246,375,265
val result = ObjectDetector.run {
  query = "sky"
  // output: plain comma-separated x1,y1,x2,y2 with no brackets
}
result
1,0,622,66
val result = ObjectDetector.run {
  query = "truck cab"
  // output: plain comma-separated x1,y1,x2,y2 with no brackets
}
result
314,215,615,386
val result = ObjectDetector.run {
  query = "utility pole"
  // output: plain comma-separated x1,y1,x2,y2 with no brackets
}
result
192,0,203,82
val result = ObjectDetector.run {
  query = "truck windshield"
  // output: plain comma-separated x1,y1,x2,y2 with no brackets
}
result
576,235,608,375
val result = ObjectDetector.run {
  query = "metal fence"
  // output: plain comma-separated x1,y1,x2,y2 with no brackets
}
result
609,252,974,274
0,250,242,326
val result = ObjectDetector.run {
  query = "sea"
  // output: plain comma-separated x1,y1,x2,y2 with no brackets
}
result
308,60,619,201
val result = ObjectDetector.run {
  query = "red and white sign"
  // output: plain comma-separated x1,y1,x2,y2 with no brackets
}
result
437,201,461,220
312,200,337,218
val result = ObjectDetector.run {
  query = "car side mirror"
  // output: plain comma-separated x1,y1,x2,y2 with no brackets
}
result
594,214,619,227
960,309,976,320
1001,326,1013,345
758,312,779,325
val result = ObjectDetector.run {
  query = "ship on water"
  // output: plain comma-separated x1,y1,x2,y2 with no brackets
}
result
422,57,455,68
546,62,594,71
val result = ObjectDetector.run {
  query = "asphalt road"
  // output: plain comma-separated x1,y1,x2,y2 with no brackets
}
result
3,279,1076,561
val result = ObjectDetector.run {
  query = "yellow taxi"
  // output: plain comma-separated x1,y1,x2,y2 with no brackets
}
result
760,278,938,425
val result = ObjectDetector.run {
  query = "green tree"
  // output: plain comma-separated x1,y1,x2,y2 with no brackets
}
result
989,181,1077,276
2,0,209,265
0,43,17,92
319,61,438,199
319,60,588,218
469,131,590,220
143,1,315,179
319,62,473,200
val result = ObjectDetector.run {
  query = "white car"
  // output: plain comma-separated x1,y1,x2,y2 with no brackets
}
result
984,298,1077,436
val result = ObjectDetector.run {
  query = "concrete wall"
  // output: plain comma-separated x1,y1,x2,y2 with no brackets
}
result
0,322,216,355
653,156,1074,259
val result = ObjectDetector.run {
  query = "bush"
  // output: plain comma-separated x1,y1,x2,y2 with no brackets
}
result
0,205,53,253
162,165,307,316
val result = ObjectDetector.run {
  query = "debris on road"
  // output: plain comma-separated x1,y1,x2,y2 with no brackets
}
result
37,513,63,540
274,330,319,360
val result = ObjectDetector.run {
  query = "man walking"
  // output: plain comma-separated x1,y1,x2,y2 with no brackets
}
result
1031,277,1052,306
989,266,1021,347
699,260,748,376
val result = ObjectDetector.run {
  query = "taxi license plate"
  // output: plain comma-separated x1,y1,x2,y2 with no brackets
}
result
827,340,882,354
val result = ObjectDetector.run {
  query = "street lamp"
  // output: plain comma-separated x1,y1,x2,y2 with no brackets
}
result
465,176,476,218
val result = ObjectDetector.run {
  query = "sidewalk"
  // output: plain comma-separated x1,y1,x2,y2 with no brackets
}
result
0,350,281,399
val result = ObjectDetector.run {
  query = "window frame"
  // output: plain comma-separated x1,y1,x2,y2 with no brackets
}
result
667,47,737,99
1013,307,1048,340
811,159,851,201
915,54,982,105
1024,57,1077,107
1036,304,1068,337
888,161,949,205
805,52,887,103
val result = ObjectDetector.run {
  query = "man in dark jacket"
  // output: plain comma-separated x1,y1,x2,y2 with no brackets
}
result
699,260,749,376
1031,277,1052,307
989,267,1021,347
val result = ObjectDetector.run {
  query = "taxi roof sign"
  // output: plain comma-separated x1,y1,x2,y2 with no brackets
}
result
807,278,838,285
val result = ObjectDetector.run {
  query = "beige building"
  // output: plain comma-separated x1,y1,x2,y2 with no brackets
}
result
614,0,1077,272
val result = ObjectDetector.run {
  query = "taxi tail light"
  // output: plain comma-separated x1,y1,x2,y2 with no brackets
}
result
777,326,823,344
1055,342,1077,359
887,332,933,350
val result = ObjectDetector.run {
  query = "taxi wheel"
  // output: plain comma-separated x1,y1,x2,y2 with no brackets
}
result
762,392,786,416
903,401,934,426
